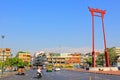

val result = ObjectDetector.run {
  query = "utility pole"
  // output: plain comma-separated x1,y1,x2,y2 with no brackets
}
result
1,35,5,75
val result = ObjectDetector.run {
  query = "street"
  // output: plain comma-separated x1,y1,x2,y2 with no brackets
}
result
0,69,120,80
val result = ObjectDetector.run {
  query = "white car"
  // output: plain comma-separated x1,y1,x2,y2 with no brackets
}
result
54,67,61,71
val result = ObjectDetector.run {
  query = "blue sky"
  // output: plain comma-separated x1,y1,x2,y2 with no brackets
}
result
0,0,120,55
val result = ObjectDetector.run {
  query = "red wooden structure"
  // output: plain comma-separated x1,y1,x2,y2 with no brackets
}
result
88,7,110,67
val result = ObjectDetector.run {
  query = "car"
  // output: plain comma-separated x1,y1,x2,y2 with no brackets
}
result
54,67,61,71
46,68,52,72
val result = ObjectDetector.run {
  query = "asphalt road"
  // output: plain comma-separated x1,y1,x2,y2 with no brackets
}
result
0,69,120,80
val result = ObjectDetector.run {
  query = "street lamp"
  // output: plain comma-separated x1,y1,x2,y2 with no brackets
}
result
1,35,5,75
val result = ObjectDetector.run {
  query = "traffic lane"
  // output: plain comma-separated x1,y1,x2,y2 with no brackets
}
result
64,70,120,80
42,69,120,80
0,73,33,80
0,70,40,80
1,69,54,80
1,69,89,80
1,69,120,80
90,73,120,80
42,69,91,80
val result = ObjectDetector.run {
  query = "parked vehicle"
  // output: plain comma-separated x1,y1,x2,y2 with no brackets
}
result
54,67,61,71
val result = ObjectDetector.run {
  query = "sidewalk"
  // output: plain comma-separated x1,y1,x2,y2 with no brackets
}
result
65,68,120,76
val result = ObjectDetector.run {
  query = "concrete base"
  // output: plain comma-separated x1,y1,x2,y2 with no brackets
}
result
89,67,118,71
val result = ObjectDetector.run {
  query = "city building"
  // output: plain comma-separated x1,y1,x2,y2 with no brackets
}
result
0,48,11,61
30,56,34,66
16,51,31,65
66,53,81,68
115,47,120,56
46,52,81,68
47,53,66,67
33,51,47,66
33,51,81,68
114,47,120,67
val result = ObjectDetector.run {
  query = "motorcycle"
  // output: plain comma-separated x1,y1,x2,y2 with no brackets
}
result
37,72,42,79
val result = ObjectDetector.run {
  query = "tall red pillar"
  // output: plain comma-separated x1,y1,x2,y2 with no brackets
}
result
88,7,110,67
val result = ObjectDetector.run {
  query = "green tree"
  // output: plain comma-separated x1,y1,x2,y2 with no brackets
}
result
107,47,117,66
23,62,29,66
4,57,24,67
96,53,104,66
4,58,12,67
0,60,2,69
86,56,92,67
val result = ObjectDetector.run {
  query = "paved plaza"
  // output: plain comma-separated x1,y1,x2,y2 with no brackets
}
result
65,68,120,76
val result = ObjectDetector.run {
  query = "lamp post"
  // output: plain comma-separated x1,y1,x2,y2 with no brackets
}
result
1,35,5,75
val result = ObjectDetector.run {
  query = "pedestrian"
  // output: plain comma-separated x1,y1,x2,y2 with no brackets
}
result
36,65,42,79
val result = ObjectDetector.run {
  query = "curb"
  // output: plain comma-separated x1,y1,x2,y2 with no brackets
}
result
64,68,120,76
